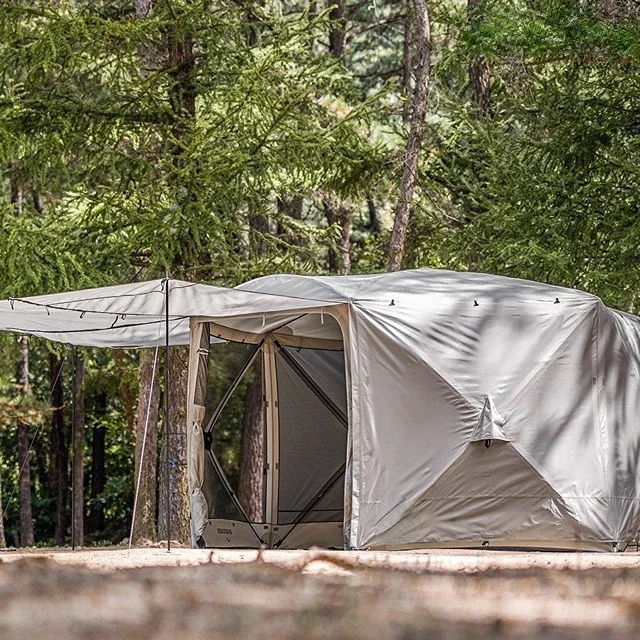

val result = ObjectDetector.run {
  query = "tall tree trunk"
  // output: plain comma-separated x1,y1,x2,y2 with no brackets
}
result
324,1,351,273
328,0,346,58
132,348,159,543
89,391,107,534
387,0,431,272
10,180,24,217
71,350,85,546
161,13,196,543
49,352,67,546
167,26,196,133
238,366,264,522
237,209,269,518
158,347,190,544
0,471,5,548
402,0,413,122
32,190,44,214
17,336,34,546
134,1,195,543
468,0,491,117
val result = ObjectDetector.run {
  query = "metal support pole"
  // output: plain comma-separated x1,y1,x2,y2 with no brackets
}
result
165,278,171,552
71,345,76,551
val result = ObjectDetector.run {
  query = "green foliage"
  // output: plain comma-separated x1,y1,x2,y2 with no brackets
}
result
416,0,640,310
2,0,640,545
0,0,385,285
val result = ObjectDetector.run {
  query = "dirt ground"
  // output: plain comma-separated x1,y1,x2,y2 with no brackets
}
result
2,547,640,639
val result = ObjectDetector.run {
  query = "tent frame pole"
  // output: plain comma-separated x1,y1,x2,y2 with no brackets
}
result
263,338,279,530
165,278,171,552
71,345,76,551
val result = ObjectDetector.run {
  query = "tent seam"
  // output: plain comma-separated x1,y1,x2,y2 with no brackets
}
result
354,304,480,414
505,306,598,409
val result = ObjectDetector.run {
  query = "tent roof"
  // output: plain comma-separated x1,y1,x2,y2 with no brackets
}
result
0,269,606,348
238,268,599,303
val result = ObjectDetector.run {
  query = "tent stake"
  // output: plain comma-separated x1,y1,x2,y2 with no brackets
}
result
165,278,171,553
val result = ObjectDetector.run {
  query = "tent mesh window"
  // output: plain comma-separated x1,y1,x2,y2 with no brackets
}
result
275,347,347,528
202,342,267,524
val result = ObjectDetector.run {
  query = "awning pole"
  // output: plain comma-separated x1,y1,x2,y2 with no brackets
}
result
71,345,76,551
165,278,171,553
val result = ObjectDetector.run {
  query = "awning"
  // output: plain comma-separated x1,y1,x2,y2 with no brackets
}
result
0,278,345,348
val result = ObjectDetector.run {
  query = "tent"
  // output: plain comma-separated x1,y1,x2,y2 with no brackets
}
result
2,269,640,551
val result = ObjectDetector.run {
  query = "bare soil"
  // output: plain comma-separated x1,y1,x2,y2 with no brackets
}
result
2,547,640,639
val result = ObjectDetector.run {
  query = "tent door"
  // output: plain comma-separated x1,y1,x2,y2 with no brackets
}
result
200,342,266,549
271,342,348,549
198,335,348,549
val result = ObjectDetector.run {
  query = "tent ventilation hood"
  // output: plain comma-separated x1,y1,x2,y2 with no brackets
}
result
471,395,508,443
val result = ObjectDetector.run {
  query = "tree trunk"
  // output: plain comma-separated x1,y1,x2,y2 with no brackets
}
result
132,348,160,544
238,366,264,522
167,25,196,135
135,0,155,19
468,0,491,117
158,347,190,544
135,0,162,76
17,336,34,546
249,211,270,257
134,2,195,543
49,352,67,546
366,194,382,234
325,1,350,273
10,180,24,217
89,391,107,534
72,350,85,546
328,0,346,58
32,190,44,214
0,471,5,548
114,351,136,432
596,0,637,21
387,0,431,272
323,197,352,275
163,16,196,542
402,0,413,122
277,196,306,254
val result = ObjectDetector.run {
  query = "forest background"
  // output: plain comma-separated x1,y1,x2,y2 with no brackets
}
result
0,0,638,547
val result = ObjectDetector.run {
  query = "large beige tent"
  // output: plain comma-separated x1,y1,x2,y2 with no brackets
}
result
2,269,640,551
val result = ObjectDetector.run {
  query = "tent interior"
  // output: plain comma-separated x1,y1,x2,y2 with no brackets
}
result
194,315,349,550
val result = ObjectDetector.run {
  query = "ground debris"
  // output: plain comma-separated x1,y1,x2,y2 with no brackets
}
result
0,549,639,639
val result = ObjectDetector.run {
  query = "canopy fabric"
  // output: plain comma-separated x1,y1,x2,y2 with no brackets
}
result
0,278,343,348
